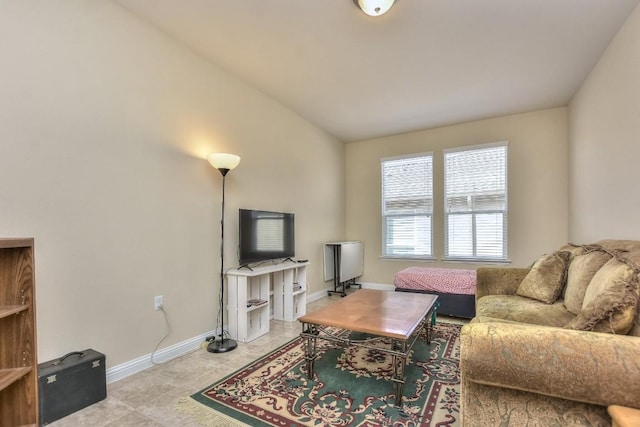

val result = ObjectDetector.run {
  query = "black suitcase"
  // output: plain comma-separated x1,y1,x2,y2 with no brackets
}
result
38,349,107,425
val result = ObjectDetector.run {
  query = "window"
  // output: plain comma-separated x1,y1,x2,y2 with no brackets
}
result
444,142,508,261
381,153,433,258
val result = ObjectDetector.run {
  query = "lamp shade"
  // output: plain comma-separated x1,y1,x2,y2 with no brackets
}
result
207,153,241,171
356,0,395,16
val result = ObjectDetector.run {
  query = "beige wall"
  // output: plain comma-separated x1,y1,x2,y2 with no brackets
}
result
569,4,640,241
0,1,344,368
345,108,569,285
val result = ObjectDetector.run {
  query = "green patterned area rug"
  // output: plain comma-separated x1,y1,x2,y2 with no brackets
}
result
178,322,461,426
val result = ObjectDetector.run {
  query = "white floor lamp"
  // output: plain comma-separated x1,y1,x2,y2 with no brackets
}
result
207,152,241,353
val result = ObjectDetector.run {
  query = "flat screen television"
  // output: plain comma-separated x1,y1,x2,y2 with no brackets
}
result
238,209,295,266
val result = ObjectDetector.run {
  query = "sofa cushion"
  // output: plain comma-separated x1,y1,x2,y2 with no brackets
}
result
563,251,612,314
516,251,571,304
565,258,640,334
477,294,575,327
630,312,640,337
558,243,590,257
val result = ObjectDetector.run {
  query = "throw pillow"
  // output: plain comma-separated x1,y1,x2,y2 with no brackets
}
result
563,251,612,314
565,258,640,334
558,243,588,258
516,251,571,304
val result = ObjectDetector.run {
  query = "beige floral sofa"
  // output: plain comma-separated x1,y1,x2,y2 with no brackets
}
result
460,239,640,426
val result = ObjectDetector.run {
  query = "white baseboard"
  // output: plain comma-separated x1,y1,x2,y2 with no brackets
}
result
107,289,327,384
307,287,331,302
107,283,394,384
359,281,394,291
106,329,215,384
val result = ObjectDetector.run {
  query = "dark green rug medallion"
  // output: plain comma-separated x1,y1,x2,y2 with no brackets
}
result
181,322,461,426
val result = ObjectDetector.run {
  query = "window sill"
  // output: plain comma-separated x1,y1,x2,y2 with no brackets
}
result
380,256,436,262
378,256,511,265
442,257,511,265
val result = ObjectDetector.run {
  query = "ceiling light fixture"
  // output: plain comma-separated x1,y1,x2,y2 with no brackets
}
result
354,0,396,16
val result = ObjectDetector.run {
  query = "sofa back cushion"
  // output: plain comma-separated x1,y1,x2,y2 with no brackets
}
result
565,258,640,334
516,251,571,304
563,251,612,314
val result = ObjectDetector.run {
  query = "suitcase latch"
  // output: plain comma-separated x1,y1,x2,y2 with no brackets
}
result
92,360,101,368
46,374,57,384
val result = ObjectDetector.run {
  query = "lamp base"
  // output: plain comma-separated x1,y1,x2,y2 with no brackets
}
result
207,338,238,353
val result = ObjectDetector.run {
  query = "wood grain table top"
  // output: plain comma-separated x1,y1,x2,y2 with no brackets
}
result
299,289,438,340
608,405,640,427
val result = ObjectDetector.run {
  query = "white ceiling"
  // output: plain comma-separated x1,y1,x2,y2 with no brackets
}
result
113,0,639,142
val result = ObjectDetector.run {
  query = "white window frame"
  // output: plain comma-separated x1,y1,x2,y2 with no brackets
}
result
380,152,434,260
444,141,508,262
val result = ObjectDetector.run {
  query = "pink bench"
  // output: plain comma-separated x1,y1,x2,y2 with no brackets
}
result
394,267,476,318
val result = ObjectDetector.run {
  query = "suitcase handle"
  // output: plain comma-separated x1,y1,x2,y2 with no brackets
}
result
54,351,85,365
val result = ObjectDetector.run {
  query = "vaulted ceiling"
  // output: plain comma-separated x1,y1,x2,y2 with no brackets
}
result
114,0,640,141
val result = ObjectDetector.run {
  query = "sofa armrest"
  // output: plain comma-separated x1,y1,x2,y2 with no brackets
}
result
475,267,529,300
460,322,640,408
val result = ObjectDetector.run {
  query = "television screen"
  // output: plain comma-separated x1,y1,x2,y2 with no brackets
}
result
238,209,295,265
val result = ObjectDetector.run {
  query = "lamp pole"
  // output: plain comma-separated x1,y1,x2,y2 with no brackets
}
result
206,154,240,353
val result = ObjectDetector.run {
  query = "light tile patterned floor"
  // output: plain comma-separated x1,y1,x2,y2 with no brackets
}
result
48,294,467,426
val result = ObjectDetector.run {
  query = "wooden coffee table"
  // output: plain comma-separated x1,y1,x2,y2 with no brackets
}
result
299,289,438,404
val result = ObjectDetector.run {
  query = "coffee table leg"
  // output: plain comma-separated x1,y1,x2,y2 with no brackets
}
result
303,324,318,378
391,340,407,405
426,307,436,344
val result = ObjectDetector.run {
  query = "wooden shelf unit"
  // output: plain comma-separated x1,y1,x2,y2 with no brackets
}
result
0,238,38,426
226,271,270,343
272,264,307,322
226,261,308,342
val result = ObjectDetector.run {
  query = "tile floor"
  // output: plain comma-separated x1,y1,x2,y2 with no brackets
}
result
48,296,335,427
48,294,466,426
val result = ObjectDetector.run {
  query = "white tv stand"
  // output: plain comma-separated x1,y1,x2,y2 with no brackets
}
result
226,261,308,342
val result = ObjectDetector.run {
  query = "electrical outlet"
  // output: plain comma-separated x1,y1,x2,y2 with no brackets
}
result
154,295,163,311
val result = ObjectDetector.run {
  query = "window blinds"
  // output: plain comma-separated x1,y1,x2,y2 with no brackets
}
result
444,142,508,261
381,154,433,258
